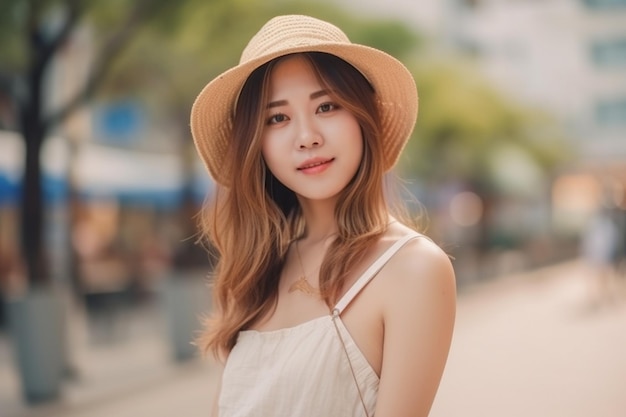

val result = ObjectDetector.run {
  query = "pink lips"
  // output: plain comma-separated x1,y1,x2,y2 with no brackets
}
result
297,157,334,174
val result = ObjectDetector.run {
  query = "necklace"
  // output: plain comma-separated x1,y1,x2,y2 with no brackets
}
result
288,239,320,296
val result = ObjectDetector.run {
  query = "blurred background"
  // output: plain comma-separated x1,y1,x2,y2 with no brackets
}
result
1,0,625,416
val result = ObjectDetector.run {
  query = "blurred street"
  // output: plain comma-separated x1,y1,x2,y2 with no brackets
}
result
2,259,625,417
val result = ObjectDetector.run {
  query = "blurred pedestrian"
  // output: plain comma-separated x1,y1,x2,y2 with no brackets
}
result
613,206,626,280
190,15,456,417
580,205,620,306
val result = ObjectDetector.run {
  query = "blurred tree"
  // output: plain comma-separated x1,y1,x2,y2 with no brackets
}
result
401,58,570,188
0,0,185,286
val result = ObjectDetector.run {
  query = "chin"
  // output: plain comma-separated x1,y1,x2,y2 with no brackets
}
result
296,187,345,202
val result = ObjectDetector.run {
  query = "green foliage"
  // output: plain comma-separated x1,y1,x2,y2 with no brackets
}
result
263,1,422,57
346,19,421,58
0,1,25,68
0,0,63,70
0,0,175,96
400,57,571,187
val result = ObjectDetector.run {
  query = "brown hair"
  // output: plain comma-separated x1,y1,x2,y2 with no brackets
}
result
198,52,398,357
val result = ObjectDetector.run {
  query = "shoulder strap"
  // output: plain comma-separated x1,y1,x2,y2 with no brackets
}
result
333,233,421,314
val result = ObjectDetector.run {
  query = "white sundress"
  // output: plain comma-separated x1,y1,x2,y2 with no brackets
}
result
218,233,421,417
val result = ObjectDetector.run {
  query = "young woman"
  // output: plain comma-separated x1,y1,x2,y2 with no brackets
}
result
190,14,456,417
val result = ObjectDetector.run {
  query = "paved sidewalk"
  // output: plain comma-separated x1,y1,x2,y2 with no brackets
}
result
3,260,625,417
431,260,626,417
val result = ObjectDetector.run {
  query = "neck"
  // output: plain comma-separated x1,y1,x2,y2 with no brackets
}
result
297,197,338,243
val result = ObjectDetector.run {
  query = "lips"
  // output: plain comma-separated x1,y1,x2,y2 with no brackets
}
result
297,157,334,170
296,157,335,175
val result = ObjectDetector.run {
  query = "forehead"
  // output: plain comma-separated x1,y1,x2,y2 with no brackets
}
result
267,55,323,95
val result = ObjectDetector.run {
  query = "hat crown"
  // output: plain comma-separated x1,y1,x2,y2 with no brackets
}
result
240,15,350,65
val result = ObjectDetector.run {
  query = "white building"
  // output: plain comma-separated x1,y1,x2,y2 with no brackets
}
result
450,0,626,165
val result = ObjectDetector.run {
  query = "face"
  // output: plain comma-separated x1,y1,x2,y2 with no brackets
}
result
261,55,363,204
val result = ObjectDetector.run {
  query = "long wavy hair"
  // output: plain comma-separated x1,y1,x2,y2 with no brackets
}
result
198,52,406,357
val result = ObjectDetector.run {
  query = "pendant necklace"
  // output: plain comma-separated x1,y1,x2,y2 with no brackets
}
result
288,239,320,297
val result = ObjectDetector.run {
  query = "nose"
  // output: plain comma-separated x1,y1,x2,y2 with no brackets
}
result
295,119,323,150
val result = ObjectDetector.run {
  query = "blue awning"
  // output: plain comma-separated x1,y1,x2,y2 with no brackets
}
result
0,131,213,209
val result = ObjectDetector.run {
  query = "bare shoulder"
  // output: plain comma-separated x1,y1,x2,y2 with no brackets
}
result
375,226,457,322
379,225,456,297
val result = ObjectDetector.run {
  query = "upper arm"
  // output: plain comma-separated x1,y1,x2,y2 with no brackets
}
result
375,238,456,417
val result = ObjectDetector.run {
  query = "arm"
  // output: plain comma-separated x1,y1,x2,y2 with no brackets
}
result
375,238,456,417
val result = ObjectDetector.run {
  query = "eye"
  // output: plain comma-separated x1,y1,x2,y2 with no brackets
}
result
317,102,338,113
267,113,288,125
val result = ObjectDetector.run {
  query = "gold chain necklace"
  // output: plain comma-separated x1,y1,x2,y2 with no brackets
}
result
288,239,320,296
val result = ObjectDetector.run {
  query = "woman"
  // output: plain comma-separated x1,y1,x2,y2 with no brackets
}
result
190,14,456,417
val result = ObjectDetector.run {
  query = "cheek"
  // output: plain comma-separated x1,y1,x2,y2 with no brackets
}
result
346,121,364,163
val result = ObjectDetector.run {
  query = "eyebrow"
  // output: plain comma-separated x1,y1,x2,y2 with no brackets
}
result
267,89,329,109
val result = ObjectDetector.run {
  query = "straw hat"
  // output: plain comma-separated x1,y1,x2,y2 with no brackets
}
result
190,14,418,187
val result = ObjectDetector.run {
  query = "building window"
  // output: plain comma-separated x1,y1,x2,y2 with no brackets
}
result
596,99,626,125
591,38,626,67
583,0,626,9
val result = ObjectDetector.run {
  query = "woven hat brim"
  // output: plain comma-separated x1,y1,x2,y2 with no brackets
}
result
190,43,418,187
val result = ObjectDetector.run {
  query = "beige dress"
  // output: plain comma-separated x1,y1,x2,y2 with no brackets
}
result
218,233,420,417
